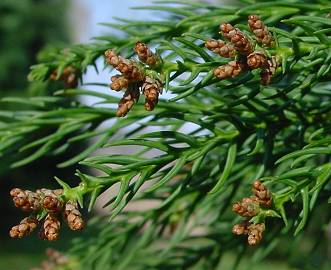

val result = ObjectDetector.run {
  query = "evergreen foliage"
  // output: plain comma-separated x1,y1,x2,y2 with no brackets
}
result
1,0,331,269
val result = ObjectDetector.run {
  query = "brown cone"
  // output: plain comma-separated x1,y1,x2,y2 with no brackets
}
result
10,188,41,212
49,66,79,88
105,49,145,81
134,42,160,67
9,217,38,238
43,196,63,214
248,15,274,47
214,61,246,80
105,49,120,67
142,77,163,111
41,214,61,241
232,220,250,235
62,67,79,88
220,23,253,55
117,84,141,117
247,223,265,245
63,201,84,231
205,39,236,58
247,51,268,69
260,56,278,85
252,180,272,207
110,75,129,91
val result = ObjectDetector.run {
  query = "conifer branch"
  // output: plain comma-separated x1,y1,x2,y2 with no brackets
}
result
1,0,331,268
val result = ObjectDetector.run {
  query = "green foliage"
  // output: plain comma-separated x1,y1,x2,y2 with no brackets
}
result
1,0,331,269
0,0,73,239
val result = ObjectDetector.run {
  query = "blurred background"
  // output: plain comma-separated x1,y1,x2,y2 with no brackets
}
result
0,1,330,269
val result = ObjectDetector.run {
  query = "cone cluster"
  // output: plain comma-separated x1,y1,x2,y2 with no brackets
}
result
232,180,272,245
31,248,69,270
10,188,85,241
105,42,163,117
206,15,277,84
49,66,79,88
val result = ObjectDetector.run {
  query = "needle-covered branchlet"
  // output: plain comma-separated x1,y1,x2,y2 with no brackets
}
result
214,61,246,79
135,42,161,67
10,188,41,212
248,15,274,47
63,201,85,231
40,214,61,241
205,39,236,58
117,85,141,117
110,75,130,91
247,51,268,69
105,49,145,81
9,217,39,238
142,77,163,111
49,66,79,88
220,23,253,55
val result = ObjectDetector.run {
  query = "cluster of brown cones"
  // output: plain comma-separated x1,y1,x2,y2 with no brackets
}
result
232,180,272,245
49,66,80,88
206,15,277,85
105,42,163,117
9,188,84,241
31,248,70,270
